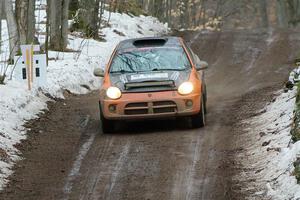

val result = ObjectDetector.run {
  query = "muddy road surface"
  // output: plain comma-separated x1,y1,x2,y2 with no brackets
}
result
1,30,300,200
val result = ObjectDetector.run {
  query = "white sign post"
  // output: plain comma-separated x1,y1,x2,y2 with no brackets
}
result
14,45,47,89
20,45,40,90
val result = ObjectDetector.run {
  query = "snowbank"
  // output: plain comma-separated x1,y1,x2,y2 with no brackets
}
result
238,89,300,199
0,11,168,190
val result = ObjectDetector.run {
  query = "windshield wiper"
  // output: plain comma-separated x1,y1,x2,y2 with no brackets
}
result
150,68,186,71
110,69,136,74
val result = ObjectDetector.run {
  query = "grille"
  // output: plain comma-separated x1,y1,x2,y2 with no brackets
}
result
126,102,148,108
124,101,177,115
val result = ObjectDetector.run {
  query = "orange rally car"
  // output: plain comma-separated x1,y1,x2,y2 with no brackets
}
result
94,37,208,133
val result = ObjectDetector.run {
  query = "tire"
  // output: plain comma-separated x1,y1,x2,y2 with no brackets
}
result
203,84,207,114
99,105,115,133
191,96,206,128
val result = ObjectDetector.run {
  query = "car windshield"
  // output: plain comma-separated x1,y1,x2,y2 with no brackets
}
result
109,47,192,73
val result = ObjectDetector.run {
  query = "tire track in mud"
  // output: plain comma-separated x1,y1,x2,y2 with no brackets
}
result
170,132,203,200
170,134,199,200
107,143,131,195
63,115,95,200
185,135,202,199
86,139,131,200
78,136,116,200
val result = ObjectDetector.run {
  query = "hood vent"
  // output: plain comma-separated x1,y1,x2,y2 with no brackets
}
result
133,39,168,48
125,80,175,90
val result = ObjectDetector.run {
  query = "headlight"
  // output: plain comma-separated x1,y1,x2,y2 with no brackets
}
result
178,82,194,95
106,87,122,99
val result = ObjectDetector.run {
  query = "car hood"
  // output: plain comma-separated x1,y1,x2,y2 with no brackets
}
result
109,70,191,92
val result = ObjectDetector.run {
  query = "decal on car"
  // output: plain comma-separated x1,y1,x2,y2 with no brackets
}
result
120,74,128,84
130,73,169,81
170,71,180,81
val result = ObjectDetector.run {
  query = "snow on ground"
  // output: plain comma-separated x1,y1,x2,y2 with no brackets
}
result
237,89,300,199
0,11,168,190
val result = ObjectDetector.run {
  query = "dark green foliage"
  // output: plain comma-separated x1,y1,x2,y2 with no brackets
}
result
296,83,300,102
292,83,300,142
69,0,96,37
116,0,144,16
69,14,86,33
0,75,5,84
69,0,144,38
69,0,79,19
294,158,300,184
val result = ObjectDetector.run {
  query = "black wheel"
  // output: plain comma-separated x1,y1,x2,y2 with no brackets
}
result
191,96,206,128
203,84,207,114
99,105,115,133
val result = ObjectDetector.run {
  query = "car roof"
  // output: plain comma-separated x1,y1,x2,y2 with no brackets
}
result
116,36,182,51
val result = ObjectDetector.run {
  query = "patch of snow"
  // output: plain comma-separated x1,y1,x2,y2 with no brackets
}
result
0,82,49,190
237,89,300,199
266,28,278,47
0,10,168,190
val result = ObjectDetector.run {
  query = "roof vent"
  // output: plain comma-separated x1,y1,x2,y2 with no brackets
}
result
133,38,167,48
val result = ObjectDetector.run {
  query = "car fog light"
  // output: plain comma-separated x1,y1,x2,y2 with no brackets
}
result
178,82,194,95
186,100,193,107
106,87,122,99
109,105,116,112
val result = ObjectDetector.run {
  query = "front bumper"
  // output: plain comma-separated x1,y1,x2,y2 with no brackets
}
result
100,90,201,120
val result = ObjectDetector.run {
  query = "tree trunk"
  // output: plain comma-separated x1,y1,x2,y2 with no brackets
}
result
98,0,105,30
16,0,29,45
191,0,198,28
49,0,70,51
259,0,269,27
107,0,112,25
296,0,300,24
286,0,300,27
202,0,206,28
112,0,117,12
49,0,62,50
61,0,70,50
0,1,3,53
91,0,100,38
46,0,50,64
4,0,20,60
16,0,36,44
27,0,36,43
168,0,172,26
184,0,190,28
276,0,288,28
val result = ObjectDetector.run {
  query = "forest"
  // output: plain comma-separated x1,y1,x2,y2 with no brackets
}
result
0,0,300,64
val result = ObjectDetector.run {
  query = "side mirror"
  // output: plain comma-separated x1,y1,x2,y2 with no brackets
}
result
195,61,208,71
94,68,105,77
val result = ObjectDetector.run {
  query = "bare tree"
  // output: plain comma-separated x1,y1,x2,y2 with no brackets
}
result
27,0,36,43
258,0,269,27
45,1,49,64
90,0,100,39
276,0,288,28
287,0,300,27
4,0,20,60
107,0,113,25
61,0,70,49
0,0,3,52
15,0,36,45
48,0,61,50
177,0,188,29
48,0,70,51
16,0,29,44
138,0,300,29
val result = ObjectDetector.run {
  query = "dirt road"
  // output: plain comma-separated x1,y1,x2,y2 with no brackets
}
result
1,30,300,200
